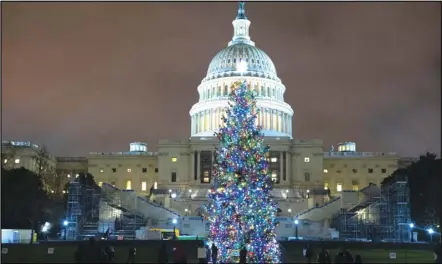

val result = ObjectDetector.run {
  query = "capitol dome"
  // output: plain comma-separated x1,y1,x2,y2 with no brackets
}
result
189,3,294,138
205,43,279,82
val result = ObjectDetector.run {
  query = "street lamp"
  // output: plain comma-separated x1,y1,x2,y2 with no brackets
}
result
63,220,68,240
294,219,299,239
288,208,292,217
409,223,414,242
427,228,434,242
184,208,188,216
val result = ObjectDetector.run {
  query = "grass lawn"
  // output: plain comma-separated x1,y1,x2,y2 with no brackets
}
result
1,242,435,263
284,248,434,263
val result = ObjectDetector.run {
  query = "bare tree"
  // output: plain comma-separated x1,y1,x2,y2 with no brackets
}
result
31,146,59,194
1,147,16,170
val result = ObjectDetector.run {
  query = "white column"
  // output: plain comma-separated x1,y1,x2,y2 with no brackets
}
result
193,115,196,135
195,115,198,134
289,118,292,137
280,152,284,183
202,112,205,133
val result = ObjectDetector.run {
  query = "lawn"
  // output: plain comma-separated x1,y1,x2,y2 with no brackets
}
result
1,241,436,263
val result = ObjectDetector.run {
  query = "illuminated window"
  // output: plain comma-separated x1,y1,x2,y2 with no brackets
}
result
171,157,178,162
141,181,147,191
304,157,310,163
100,169,104,173
203,170,210,183
324,183,329,190
154,181,158,189
14,158,20,164
337,183,343,192
352,180,359,191
3,159,7,164
126,180,132,190
323,169,328,174
270,157,278,163
271,171,279,183
98,182,103,187
352,185,359,191
171,172,177,182
127,168,131,172
76,174,79,178
271,172,277,182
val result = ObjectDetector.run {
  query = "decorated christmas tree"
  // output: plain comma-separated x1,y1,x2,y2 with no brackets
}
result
207,78,281,263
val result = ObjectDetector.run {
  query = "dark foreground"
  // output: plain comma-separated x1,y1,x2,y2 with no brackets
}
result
1,240,436,263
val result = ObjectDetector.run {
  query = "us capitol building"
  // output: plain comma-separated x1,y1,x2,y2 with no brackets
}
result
2,4,407,219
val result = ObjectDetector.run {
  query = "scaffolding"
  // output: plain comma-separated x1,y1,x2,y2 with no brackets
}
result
99,184,148,239
332,175,411,241
65,180,101,240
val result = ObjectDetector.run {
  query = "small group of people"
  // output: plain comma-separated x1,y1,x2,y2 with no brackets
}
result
304,244,362,264
197,242,219,264
158,242,190,263
74,237,135,263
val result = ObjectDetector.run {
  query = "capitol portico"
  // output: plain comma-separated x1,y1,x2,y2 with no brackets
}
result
2,3,404,218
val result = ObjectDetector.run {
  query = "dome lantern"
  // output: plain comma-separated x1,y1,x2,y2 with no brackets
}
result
229,2,255,47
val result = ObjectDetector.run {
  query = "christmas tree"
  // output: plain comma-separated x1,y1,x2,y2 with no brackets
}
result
208,79,281,263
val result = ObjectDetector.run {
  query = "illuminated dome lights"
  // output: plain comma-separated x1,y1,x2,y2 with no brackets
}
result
189,3,294,138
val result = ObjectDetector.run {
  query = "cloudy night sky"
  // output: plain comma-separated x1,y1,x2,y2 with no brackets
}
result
2,2,440,157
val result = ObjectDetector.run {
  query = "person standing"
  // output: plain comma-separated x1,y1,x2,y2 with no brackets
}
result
304,244,314,264
239,246,247,264
354,254,363,264
211,243,218,264
197,242,207,263
317,247,330,264
158,243,168,263
126,247,136,264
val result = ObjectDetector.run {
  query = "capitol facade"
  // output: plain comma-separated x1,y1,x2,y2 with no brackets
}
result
2,4,405,219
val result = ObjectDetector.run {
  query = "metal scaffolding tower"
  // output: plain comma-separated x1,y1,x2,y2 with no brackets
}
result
65,179,101,240
66,181,81,240
332,176,411,241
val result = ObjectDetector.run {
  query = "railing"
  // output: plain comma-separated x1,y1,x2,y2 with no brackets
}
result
57,157,88,162
294,196,341,218
137,196,181,218
324,151,397,157
89,151,158,156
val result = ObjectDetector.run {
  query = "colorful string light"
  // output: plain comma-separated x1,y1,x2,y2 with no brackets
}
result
208,80,281,263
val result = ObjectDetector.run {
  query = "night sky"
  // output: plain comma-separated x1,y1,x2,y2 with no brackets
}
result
2,2,440,157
